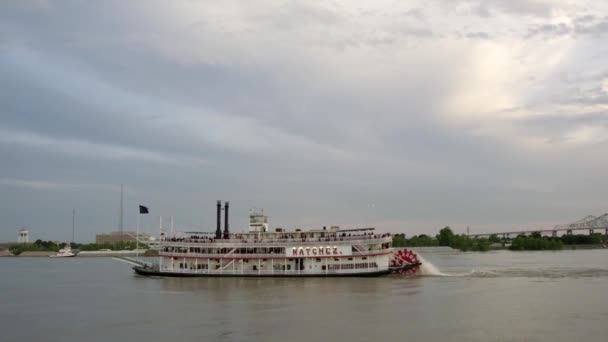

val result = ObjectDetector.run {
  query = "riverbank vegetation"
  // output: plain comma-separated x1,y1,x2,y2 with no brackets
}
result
9,240,144,255
392,227,607,252
392,234,437,247
76,241,142,251
509,232,606,250
509,233,563,251
9,240,64,255
393,227,490,251
561,233,605,245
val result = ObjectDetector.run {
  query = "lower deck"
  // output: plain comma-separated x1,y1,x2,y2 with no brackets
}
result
157,254,390,276
134,265,392,277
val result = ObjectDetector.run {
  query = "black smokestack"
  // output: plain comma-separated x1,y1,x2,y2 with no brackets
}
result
223,201,229,239
216,200,222,239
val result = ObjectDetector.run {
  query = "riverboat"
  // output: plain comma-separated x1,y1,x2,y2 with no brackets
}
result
133,201,421,277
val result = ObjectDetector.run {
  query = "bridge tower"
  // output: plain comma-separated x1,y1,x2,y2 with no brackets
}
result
590,229,594,235
552,230,557,237
567,229,573,235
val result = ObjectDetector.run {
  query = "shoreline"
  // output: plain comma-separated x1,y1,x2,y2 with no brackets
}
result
0,249,149,257
1,245,606,257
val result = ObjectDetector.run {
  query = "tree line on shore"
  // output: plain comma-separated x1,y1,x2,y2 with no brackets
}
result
393,227,607,252
9,239,144,255
392,227,491,251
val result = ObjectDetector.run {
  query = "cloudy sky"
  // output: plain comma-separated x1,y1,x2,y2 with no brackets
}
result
1,0,608,242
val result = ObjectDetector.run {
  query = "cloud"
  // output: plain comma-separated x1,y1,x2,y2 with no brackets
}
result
512,111,608,145
0,127,207,166
430,0,560,18
465,31,492,39
471,0,563,18
526,22,572,38
1,0,608,241
526,15,608,39
0,178,120,191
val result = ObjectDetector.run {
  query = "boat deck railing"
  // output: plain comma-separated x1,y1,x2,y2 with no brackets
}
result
159,249,392,259
155,266,389,276
160,236,392,247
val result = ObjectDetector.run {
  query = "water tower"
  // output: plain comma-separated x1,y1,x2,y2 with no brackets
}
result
18,229,29,243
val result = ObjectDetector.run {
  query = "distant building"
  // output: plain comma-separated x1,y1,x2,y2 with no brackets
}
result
18,229,29,243
95,231,150,244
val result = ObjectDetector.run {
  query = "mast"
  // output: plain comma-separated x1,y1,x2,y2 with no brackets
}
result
72,208,75,244
136,209,139,259
119,184,124,233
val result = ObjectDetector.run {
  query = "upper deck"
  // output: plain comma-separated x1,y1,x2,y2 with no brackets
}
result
161,228,392,248
159,203,393,260
159,229,392,261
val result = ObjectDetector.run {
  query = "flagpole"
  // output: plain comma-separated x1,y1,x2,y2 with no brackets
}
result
136,209,140,260
72,208,75,245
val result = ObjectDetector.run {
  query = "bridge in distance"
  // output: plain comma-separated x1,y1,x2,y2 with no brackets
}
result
468,213,608,238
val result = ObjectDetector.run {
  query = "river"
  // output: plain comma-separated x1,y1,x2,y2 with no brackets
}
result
1,250,607,342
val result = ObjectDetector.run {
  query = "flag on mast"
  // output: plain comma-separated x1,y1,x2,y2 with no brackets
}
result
136,205,149,260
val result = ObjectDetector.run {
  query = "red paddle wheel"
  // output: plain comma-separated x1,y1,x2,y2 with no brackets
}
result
390,248,421,275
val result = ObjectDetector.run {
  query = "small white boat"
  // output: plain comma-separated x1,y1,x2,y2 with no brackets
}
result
50,244,77,258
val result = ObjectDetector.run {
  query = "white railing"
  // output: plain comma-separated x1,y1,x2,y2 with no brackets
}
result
161,237,391,248
158,266,389,276
159,249,391,259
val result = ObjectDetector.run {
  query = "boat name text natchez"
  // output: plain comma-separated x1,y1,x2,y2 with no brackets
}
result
133,201,422,277
291,246,343,256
